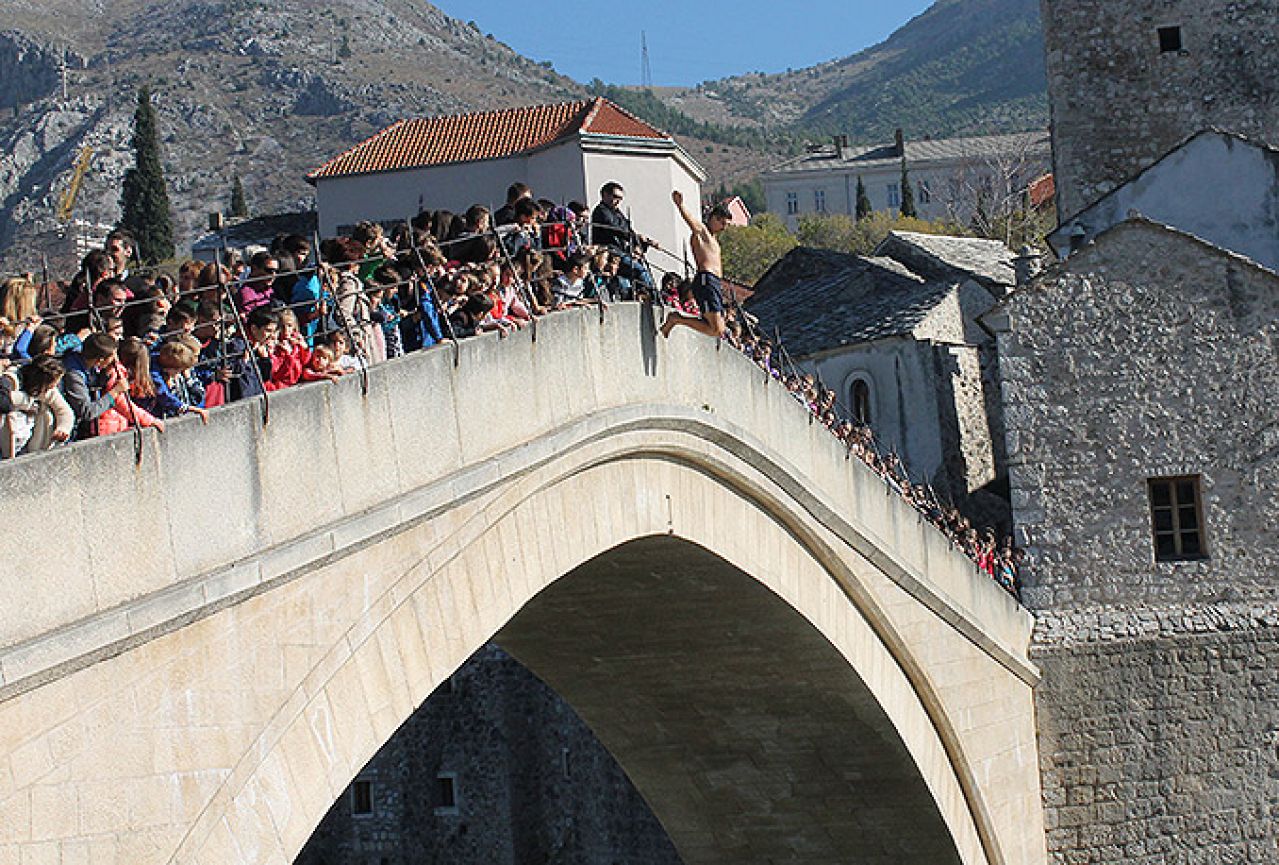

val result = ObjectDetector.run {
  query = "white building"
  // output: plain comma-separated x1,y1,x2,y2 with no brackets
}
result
307,97,705,258
762,130,1052,230
1047,129,1279,271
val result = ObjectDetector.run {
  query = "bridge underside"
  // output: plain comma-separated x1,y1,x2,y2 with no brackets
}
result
498,537,962,865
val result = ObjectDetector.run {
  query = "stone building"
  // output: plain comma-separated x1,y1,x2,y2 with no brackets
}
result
1042,0,1279,220
988,217,1279,861
745,232,1017,513
296,645,681,865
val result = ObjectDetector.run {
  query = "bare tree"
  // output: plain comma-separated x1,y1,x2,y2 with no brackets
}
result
939,130,1056,248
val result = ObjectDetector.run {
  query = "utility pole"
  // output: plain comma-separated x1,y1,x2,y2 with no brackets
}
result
59,46,69,101
641,31,652,89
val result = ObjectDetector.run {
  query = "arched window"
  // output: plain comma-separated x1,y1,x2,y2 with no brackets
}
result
851,378,872,425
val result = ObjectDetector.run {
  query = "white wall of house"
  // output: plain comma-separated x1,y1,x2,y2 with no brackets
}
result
527,144,589,208
1047,132,1279,271
581,147,704,266
315,153,530,236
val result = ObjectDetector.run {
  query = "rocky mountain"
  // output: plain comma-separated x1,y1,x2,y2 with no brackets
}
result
655,0,1047,144
0,0,1046,271
0,0,591,269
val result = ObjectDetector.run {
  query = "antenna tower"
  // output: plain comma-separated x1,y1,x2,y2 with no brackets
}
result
641,31,653,89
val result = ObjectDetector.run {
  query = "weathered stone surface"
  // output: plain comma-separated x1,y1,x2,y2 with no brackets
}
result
997,216,1279,863
999,220,1279,610
1043,0,1279,218
1032,607,1279,864
297,645,682,865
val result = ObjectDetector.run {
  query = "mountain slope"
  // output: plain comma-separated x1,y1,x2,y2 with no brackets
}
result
0,0,1046,269
659,0,1047,143
0,0,586,269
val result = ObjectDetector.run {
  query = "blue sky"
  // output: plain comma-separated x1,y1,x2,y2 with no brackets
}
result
432,1,936,87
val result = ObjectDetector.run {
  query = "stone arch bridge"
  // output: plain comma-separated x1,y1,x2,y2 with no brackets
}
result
0,305,1047,865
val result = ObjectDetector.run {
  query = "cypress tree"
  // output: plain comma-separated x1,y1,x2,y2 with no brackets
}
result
230,174,249,218
855,176,871,220
899,157,917,218
119,86,175,264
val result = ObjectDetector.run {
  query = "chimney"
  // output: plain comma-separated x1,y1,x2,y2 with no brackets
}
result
1014,245,1042,286
1068,223,1087,254
833,135,845,159
894,128,905,157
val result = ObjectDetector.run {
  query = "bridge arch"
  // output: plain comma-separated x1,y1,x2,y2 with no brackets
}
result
0,306,1045,865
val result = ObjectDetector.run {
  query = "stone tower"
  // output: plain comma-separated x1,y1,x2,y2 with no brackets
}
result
1041,0,1279,219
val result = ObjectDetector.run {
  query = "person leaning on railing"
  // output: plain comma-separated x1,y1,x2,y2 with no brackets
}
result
0,355,71,458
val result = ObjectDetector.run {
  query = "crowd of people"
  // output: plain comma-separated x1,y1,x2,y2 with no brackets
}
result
0,179,1019,597
725,323,1022,595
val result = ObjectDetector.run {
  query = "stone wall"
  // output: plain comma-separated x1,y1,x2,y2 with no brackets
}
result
297,645,679,865
1032,606,1279,863
998,217,1279,861
1041,0,1279,218
998,220,1279,610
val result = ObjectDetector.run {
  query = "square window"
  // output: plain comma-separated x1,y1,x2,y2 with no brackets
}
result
1158,26,1182,53
1147,476,1207,562
352,780,374,817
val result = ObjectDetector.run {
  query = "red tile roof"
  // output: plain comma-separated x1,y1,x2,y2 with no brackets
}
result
308,97,670,181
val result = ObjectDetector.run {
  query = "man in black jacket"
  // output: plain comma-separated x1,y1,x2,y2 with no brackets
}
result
590,181,656,295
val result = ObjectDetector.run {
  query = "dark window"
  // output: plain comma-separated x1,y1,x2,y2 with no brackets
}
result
352,780,374,816
851,379,872,425
1147,476,1206,561
435,773,458,813
1158,26,1183,53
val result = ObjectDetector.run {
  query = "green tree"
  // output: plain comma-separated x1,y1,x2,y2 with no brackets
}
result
855,176,871,220
229,174,248,218
797,213,860,251
899,158,917,218
796,211,966,257
719,213,798,284
119,86,174,264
